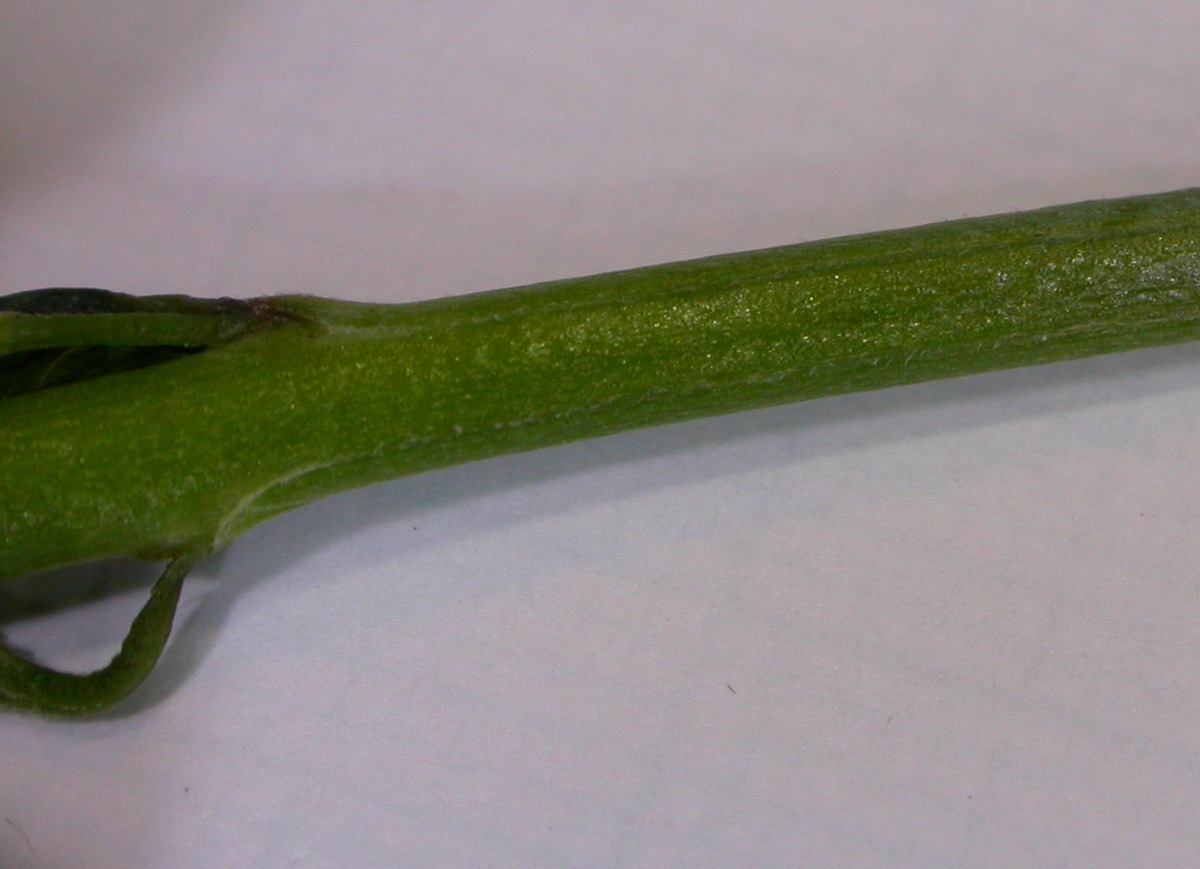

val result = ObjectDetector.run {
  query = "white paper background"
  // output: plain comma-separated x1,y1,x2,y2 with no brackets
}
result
2,2,1200,867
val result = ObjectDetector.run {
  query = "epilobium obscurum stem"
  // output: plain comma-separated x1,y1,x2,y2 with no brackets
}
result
3,188,1200,714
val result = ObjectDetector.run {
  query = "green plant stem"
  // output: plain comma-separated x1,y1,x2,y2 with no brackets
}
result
3,187,1200,714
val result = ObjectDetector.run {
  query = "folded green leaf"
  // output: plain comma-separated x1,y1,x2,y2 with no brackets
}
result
0,288,302,400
